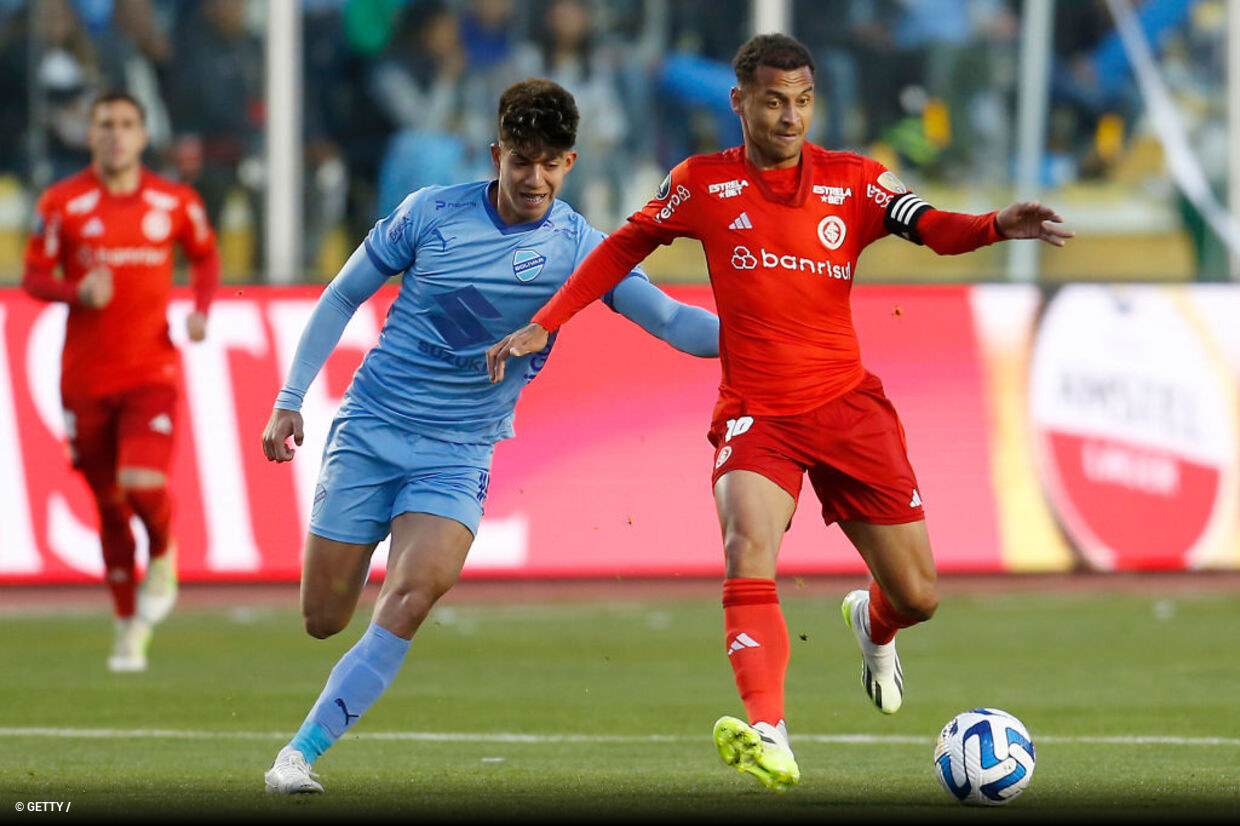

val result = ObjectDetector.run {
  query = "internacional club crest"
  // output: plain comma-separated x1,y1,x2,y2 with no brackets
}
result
817,215,846,251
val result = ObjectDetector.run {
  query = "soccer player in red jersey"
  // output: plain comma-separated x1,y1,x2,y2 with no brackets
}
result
22,91,220,672
489,34,1073,790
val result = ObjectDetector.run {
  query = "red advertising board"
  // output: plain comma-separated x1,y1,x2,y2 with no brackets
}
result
2,283,1236,584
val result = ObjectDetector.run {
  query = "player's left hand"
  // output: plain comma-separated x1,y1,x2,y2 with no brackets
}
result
186,311,207,342
486,323,549,383
262,407,304,463
996,201,1075,246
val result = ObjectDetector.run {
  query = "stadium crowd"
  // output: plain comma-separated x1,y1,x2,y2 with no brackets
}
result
0,0,1228,279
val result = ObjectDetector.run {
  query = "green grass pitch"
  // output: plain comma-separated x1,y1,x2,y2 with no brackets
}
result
1,579,1237,822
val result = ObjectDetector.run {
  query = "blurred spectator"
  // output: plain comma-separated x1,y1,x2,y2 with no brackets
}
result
1163,0,1229,279
92,0,175,157
460,0,516,72
458,0,523,151
330,0,412,236
799,1,1014,183
0,5,31,176
512,0,628,225
303,0,351,269
652,0,749,169
342,0,408,59
29,0,105,186
1048,0,1128,180
886,0,1017,181
165,0,265,269
795,0,901,151
368,0,477,215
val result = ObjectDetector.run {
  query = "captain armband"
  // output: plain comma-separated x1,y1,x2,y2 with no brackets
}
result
884,192,934,245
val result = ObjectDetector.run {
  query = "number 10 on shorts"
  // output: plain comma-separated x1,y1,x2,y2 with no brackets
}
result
724,416,754,441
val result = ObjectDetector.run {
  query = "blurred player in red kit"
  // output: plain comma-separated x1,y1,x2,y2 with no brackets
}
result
490,34,1073,790
22,91,220,672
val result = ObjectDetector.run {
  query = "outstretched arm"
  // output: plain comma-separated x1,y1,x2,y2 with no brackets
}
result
487,220,661,382
609,276,718,358
886,192,1074,256
261,244,390,462
994,201,1074,246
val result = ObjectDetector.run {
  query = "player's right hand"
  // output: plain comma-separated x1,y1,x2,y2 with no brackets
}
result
262,407,304,462
486,323,549,383
77,267,113,309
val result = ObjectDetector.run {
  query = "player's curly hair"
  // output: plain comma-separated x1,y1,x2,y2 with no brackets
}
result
497,78,579,156
732,33,815,87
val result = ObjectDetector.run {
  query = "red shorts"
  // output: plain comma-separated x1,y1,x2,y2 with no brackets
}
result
63,384,179,480
708,372,924,526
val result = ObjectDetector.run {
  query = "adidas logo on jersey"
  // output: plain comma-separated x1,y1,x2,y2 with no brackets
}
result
82,217,104,238
728,212,753,230
727,632,761,655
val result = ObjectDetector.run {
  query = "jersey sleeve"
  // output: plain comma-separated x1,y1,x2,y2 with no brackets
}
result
21,189,77,303
627,160,700,244
571,216,650,312
274,244,392,411
858,157,1001,254
177,186,220,314
362,189,430,276
855,158,929,246
177,186,217,259
23,190,62,273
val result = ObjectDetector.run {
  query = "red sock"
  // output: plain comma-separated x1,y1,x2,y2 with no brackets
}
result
96,496,137,618
125,487,172,560
868,580,920,645
722,578,789,727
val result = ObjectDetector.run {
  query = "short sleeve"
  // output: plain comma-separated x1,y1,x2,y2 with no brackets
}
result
363,189,430,276
628,160,698,243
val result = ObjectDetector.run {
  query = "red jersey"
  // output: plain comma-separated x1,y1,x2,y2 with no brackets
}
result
23,167,219,399
534,143,1001,422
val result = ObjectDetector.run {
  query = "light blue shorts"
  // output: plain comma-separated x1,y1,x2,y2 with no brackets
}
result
309,411,494,544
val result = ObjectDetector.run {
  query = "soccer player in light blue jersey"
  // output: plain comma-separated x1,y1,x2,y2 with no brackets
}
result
259,79,719,794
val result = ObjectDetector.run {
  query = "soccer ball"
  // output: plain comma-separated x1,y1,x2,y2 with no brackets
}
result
933,707,1036,806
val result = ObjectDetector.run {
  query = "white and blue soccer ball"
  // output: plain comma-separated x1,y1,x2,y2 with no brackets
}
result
933,707,1036,806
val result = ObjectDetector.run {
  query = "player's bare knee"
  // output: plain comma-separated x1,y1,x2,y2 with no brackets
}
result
374,582,441,637
303,610,349,640
722,533,778,578
896,586,939,623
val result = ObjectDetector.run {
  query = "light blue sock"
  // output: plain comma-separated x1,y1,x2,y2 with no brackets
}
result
288,622,411,764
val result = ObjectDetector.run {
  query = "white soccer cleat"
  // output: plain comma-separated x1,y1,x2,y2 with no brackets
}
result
842,589,903,714
713,716,801,792
264,746,324,795
107,617,152,672
137,551,178,625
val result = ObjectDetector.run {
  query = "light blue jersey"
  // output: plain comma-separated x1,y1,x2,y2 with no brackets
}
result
275,180,717,539
278,180,716,444
353,181,627,441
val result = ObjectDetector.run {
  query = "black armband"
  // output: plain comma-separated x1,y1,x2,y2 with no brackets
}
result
884,192,934,245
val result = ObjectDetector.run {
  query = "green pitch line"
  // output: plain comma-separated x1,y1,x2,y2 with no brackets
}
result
0,588,1237,820
3,727,1240,747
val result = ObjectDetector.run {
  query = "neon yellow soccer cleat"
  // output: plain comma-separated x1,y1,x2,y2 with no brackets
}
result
713,716,800,793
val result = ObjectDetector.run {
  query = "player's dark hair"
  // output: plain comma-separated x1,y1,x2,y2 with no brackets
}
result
90,90,146,124
732,33,815,86
496,78,579,156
